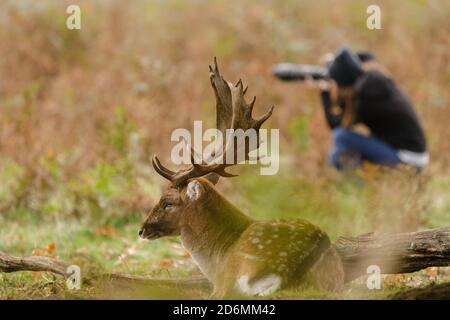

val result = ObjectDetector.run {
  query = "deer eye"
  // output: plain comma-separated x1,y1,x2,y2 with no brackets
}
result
162,203,174,210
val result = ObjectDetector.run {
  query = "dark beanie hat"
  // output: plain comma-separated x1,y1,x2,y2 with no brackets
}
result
356,51,376,62
328,47,363,86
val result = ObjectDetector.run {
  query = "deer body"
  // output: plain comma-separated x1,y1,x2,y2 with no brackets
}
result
140,60,344,297
142,178,344,297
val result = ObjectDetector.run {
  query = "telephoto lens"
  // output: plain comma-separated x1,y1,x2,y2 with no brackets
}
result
272,63,329,81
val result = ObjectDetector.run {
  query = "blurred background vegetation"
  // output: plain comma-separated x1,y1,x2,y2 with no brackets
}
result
0,0,449,299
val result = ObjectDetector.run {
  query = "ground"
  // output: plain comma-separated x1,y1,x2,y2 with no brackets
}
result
2,168,450,299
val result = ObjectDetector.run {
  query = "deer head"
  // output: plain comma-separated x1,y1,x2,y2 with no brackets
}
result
139,58,273,241
138,176,218,240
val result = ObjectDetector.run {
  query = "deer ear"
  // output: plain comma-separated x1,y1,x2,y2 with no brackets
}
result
185,180,203,202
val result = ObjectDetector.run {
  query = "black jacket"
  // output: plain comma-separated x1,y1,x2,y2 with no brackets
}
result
321,71,426,153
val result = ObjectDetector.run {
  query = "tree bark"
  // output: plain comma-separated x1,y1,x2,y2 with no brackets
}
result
2,227,450,287
0,251,68,276
335,227,450,282
390,282,450,300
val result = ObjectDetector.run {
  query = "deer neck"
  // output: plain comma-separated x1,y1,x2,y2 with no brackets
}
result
180,190,253,281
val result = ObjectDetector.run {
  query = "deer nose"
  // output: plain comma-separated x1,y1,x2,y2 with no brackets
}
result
138,228,144,237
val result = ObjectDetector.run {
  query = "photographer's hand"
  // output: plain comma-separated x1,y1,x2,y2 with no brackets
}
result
304,75,331,91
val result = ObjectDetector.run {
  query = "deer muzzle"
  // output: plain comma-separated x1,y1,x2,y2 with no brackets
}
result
139,224,164,240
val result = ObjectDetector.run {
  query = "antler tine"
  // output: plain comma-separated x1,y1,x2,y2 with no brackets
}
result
213,56,219,73
187,143,206,167
209,57,220,75
249,96,256,114
214,166,238,178
152,155,176,182
255,105,275,128
189,145,197,166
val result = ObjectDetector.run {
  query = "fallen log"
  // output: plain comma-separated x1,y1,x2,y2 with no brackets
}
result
0,251,68,276
335,227,450,282
2,227,450,287
0,252,212,292
390,282,450,300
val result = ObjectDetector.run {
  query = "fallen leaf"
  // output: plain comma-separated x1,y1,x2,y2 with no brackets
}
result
159,259,174,269
31,248,45,256
94,224,117,238
31,243,57,256
425,267,438,278
45,243,56,254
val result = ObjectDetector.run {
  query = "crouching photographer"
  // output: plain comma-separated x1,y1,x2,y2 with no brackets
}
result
276,46,429,172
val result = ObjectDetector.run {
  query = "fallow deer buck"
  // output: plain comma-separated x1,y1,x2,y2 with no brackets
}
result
139,59,344,297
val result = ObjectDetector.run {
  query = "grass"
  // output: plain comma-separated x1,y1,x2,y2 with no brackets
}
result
1,166,449,299
0,214,196,299
0,0,449,299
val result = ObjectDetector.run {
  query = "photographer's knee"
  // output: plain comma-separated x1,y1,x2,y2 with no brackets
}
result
332,127,352,146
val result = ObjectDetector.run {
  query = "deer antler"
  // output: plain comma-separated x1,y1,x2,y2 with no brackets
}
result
152,58,274,186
